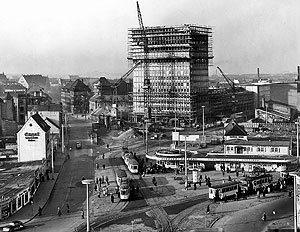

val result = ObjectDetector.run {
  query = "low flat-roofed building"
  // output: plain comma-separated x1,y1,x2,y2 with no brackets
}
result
0,160,46,220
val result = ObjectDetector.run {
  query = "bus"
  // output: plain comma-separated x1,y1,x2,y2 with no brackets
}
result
240,174,273,193
209,181,240,200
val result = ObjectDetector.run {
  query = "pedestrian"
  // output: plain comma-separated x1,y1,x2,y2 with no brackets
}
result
194,183,197,190
38,206,42,216
67,203,70,214
102,176,105,183
103,164,105,169
57,207,62,216
199,179,202,186
236,171,239,177
199,174,202,180
106,144,109,149
106,176,109,184
228,176,231,181
81,209,84,219
111,194,114,203
103,153,105,159
206,204,210,214
262,212,266,221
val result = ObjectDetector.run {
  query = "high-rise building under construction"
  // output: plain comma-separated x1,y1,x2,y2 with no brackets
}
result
128,24,213,124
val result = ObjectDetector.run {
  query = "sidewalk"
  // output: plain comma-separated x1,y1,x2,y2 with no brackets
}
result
0,148,66,225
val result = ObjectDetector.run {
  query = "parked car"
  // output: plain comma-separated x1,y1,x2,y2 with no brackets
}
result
2,221,25,231
76,142,82,149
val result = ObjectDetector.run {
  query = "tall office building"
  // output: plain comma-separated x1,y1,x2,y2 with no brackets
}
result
128,24,213,124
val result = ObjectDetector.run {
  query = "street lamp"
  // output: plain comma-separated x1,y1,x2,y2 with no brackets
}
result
296,119,299,168
184,135,188,190
81,179,94,232
202,106,205,143
51,133,54,180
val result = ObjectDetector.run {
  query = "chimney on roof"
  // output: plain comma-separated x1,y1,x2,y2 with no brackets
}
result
298,66,300,81
257,68,260,80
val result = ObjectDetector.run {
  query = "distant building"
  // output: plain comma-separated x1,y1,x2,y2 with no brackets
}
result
2,81,27,94
89,77,131,121
17,113,51,162
18,74,50,91
61,79,92,114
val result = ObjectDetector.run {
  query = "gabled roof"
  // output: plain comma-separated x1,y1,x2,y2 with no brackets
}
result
224,120,247,136
22,74,50,89
31,113,50,132
45,117,60,129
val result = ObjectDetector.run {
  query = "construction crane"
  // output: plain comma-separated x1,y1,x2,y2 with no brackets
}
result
136,1,151,120
112,60,142,107
216,66,237,116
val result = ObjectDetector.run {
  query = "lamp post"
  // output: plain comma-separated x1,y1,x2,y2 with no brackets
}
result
202,106,205,142
51,133,54,180
290,172,299,232
81,179,94,232
297,119,299,169
184,135,188,190
145,119,149,155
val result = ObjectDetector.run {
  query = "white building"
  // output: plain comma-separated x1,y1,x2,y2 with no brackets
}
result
17,113,51,162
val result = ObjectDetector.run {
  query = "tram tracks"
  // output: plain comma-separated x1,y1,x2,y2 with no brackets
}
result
94,141,209,232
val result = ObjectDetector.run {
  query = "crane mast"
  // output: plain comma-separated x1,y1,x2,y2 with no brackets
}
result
217,66,237,116
136,1,151,120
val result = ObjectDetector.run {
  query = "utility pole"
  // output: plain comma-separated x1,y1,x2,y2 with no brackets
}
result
51,132,54,180
184,136,188,190
202,106,205,142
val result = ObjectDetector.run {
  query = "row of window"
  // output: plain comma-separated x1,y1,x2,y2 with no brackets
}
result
226,146,282,153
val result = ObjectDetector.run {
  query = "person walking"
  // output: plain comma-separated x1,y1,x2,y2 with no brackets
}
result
57,207,62,216
67,204,70,214
111,194,114,203
262,212,266,221
38,206,42,216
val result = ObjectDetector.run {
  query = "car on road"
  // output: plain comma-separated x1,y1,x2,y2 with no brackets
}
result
2,221,25,231
76,142,82,149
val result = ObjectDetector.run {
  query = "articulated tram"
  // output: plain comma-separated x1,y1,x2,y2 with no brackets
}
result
115,169,130,200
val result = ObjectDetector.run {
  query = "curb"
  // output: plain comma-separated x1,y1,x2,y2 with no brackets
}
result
24,150,67,224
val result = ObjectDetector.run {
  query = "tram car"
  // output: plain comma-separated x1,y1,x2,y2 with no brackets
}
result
122,152,134,165
127,158,139,174
240,174,273,193
115,169,130,200
115,169,127,186
209,181,241,200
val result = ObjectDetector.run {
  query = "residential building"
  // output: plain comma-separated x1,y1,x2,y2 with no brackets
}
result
18,74,50,91
61,79,91,114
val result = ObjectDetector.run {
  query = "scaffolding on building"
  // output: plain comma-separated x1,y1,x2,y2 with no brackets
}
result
128,24,213,124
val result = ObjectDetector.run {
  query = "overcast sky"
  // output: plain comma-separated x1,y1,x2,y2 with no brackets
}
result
0,0,299,77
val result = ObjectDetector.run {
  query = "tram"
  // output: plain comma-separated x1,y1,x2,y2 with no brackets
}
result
240,174,273,193
115,169,130,200
209,181,240,200
127,158,139,174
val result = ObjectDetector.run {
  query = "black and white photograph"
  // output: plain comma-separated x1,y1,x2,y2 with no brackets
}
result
0,0,299,231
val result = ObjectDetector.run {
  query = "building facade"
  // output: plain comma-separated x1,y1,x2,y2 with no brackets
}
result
17,113,51,162
61,79,91,114
128,24,213,123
